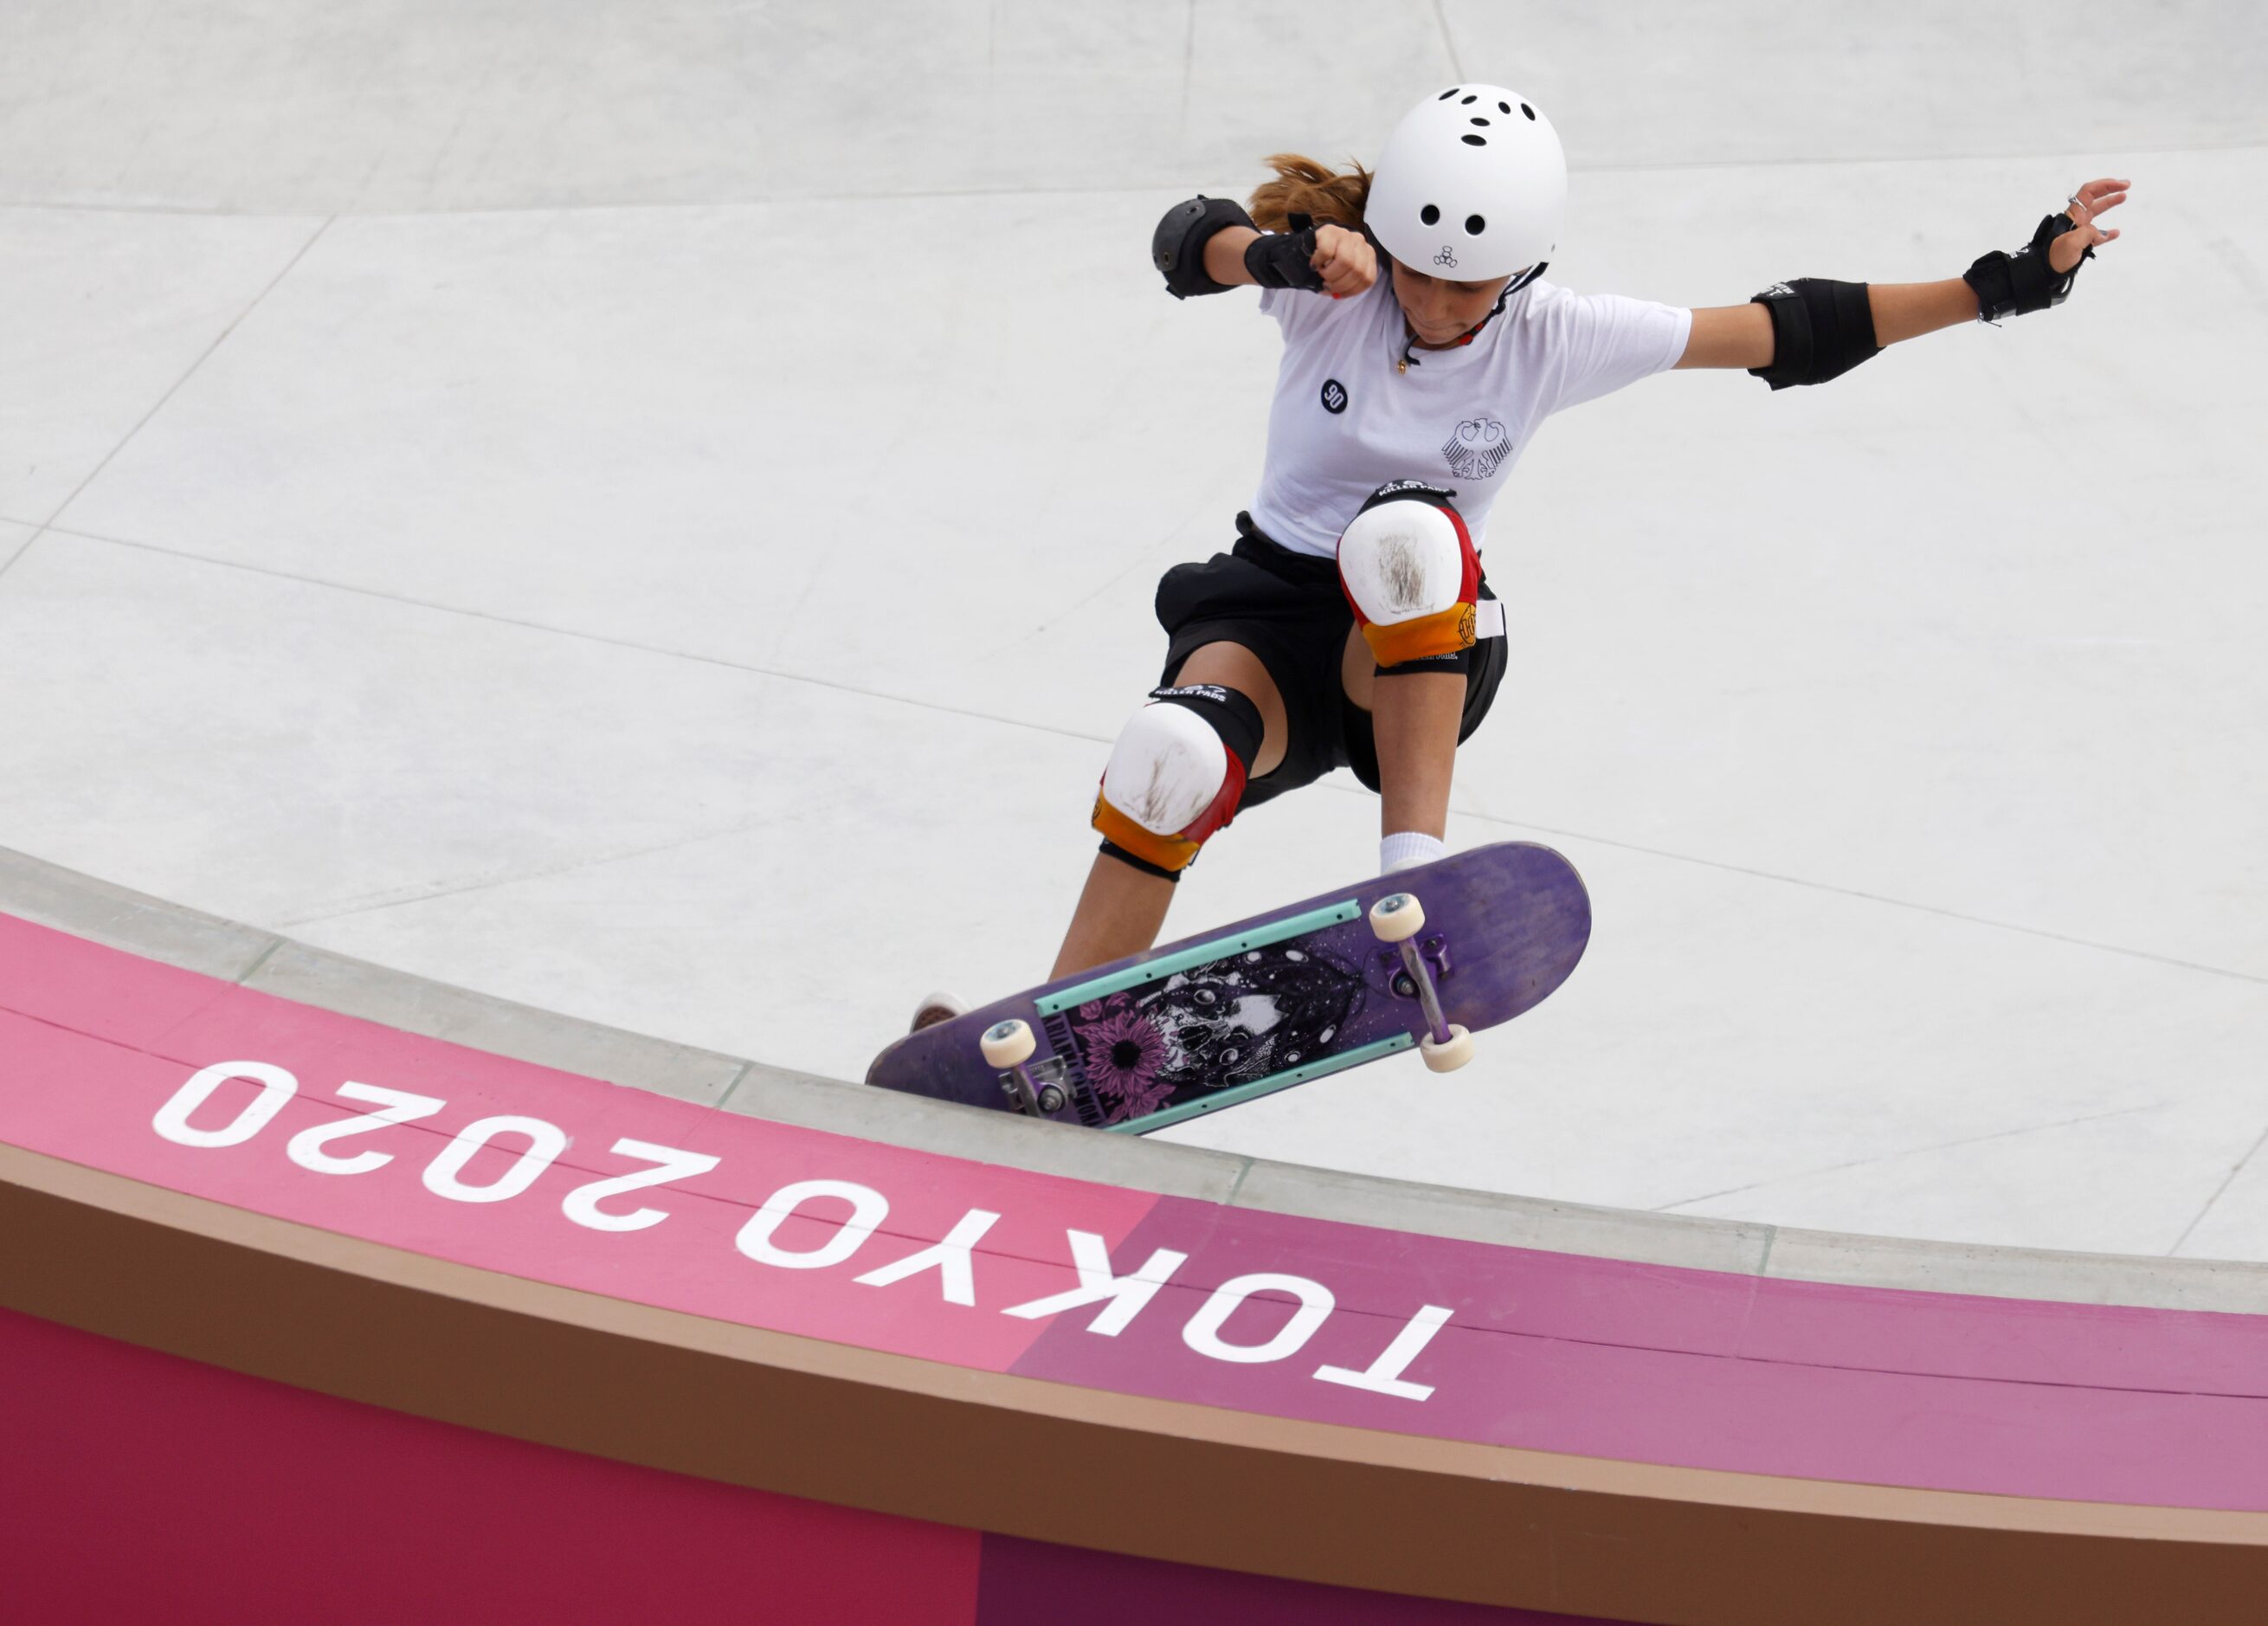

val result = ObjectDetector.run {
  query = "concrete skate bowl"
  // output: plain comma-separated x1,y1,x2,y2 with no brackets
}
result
3,846,2266,1625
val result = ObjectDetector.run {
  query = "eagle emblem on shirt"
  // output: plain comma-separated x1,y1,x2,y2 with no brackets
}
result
1441,417,1510,481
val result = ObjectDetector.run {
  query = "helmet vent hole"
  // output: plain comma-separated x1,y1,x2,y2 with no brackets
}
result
1498,100,1512,114
1468,116,1490,126
1460,134,1486,146
1465,215,1486,236
1420,203,1440,226
1520,102,1536,120
1437,87,1459,100
1459,94,1478,105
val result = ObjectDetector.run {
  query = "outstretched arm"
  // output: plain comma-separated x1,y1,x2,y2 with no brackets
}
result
1674,278,1983,369
1674,177,2129,372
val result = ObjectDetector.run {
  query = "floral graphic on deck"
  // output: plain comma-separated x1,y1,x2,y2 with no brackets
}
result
1078,1007,1173,1117
1068,947,1368,1124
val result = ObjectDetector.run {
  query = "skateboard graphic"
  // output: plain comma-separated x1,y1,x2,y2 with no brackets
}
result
866,842,1589,1133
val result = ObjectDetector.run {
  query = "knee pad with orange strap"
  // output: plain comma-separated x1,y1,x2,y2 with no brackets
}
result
1337,481,1481,668
1092,684,1265,880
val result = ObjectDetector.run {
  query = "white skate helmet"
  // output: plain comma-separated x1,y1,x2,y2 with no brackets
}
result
1367,84,1566,287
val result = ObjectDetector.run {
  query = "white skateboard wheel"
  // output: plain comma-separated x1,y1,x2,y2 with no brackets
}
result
1369,892,1426,943
1420,1023,1473,1073
980,1018,1036,1069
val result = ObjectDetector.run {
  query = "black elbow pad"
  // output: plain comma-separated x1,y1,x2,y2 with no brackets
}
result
1749,277,1879,390
1153,195,1256,299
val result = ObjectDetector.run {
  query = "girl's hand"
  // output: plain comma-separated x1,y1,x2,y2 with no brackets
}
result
2053,178,2129,272
1311,224,1379,297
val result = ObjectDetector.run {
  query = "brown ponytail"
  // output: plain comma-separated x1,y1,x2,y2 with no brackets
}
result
1248,154,1373,233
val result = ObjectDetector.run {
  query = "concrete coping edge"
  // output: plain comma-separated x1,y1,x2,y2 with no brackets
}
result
5,843,2262,1315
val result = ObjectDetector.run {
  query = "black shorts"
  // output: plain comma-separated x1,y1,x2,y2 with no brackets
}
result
1154,513,1508,810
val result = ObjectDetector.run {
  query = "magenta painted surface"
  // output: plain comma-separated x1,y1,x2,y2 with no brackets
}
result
0,913,1159,1373
0,1306,980,1625
8,911,2268,1511
4,1305,1634,1624
1010,1199,2268,1509
974,1532,1628,1623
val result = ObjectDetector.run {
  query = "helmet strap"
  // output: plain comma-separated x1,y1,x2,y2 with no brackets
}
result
1504,261,1548,296
1395,268,1536,372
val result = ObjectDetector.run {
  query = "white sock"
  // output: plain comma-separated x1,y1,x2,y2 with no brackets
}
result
1380,831,1446,874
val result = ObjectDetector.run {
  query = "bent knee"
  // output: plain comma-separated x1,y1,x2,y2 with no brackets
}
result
1092,684,1264,877
1337,481,1479,668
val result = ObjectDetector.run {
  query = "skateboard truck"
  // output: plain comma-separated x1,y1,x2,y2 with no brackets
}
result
1382,932,1453,999
980,1019,1066,1116
1369,894,1476,1073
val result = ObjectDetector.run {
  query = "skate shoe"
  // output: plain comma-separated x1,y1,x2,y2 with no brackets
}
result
908,990,967,1033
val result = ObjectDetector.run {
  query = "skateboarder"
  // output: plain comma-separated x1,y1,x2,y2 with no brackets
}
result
1031,81,2129,991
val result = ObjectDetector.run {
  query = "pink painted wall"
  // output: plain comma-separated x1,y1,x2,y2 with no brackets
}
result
0,1307,1618,1625
0,1305,979,1625
6,909,2268,1518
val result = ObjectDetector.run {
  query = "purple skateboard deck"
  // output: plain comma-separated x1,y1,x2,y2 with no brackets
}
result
866,842,1589,1133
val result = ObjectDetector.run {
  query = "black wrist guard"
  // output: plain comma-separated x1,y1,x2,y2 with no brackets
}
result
1152,195,1257,299
1242,211,1327,293
1748,277,1880,390
1963,212,2094,325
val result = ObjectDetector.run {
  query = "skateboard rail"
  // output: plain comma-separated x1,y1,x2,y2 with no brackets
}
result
1040,896,1414,1132
3,843,2266,1624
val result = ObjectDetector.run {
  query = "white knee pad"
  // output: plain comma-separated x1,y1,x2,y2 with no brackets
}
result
1337,483,1480,666
1092,685,1261,875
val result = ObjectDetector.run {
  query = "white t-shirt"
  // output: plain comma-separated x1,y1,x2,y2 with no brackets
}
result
1250,273,1692,558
